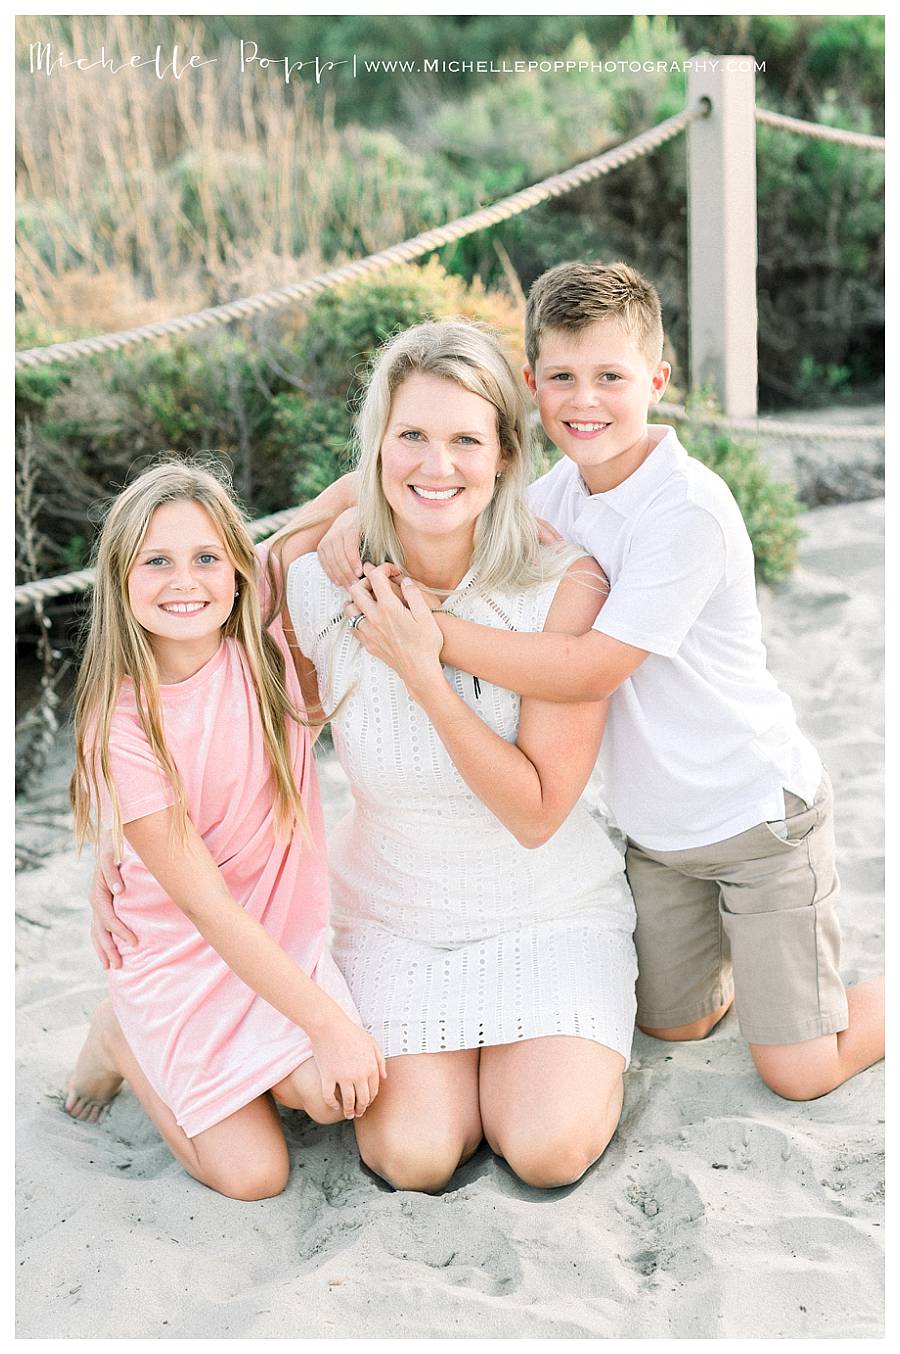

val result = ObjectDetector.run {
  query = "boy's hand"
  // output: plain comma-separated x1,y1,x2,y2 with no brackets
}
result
318,507,363,589
89,845,137,970
346,562,443,615
536,516,564,545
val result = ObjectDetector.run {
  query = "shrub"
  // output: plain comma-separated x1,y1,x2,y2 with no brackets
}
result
272,396,355,504
673,411,804,585
14,262,525,573
276,261,523,504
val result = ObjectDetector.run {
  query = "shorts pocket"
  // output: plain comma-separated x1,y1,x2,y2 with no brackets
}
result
763,791,819,850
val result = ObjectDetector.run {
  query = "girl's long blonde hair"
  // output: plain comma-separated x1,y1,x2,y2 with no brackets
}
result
70,460,308,858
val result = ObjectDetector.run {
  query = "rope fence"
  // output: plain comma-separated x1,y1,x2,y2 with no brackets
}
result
754,107,885,151
14,95,886,792
14,107,699,372
14,107,884,376
14,508,299,612
14,402,884,613
654,403,884,442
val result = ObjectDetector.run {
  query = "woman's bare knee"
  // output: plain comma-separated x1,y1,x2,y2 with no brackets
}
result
506,1133,607,1189
271,1080,344,1125
359,1130,474,1194
490,1075,622,1190
271,1060,348,1124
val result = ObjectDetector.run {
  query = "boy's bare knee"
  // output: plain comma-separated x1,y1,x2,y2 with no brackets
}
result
751,1042,840,1103
639,1000,732,1043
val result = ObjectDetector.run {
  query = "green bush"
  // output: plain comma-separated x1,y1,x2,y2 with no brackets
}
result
272,396,354,504
14,263,524,576
275,261,523,505
674,414,804,585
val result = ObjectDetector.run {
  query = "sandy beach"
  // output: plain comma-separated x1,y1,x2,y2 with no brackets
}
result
15,498,884,1340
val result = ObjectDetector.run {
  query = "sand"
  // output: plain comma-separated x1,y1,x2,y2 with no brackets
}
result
15,499,884,1339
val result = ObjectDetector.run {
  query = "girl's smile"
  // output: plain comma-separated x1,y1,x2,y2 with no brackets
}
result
128,500,237,681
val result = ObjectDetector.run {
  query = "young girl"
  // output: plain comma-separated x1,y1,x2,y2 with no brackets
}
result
65,462,385,1201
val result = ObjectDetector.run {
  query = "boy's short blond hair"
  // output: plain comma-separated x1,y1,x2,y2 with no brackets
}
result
525,260,664,369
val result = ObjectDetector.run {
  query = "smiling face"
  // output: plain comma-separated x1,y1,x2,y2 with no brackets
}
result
526,319,670,494
127,500,237,679
379,371,505,556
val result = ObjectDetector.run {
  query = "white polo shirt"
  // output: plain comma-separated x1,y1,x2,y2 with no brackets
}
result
528,426,821,850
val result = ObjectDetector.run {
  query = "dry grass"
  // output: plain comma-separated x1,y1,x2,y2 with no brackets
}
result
15,15,429,339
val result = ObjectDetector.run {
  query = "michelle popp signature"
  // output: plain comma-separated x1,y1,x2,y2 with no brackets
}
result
27,40,354,85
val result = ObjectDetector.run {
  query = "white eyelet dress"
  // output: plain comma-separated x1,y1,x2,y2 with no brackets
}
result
288,555,638,1065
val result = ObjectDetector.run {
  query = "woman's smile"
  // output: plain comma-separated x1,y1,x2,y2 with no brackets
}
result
380,372,504,559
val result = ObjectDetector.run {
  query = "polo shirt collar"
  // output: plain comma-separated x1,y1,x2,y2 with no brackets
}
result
581,425,685,515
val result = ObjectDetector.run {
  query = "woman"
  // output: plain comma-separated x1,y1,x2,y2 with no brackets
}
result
286,319,636,1192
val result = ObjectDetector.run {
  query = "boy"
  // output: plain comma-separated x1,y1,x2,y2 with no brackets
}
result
329,260,883,1101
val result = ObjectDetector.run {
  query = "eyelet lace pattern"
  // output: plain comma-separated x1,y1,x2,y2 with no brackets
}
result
288,556,638,1064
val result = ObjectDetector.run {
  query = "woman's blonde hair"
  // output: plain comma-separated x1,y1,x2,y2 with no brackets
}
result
70,459,308,858
355,318,574,593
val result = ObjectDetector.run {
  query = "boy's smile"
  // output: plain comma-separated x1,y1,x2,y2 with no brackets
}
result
525,319,670,494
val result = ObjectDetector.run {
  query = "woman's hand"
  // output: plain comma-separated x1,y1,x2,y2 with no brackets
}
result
89,840,137,970
309,1011,388,1119
346,565,445,701
317,507,363,589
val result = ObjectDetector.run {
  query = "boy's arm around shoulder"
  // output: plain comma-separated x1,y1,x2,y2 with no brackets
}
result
436,579,649,703
264,471,359,574
437,498,728,702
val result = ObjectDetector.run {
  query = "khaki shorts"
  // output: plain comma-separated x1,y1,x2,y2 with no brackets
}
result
626,771,849,1046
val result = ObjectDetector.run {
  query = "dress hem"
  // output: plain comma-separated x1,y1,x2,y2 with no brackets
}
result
369,1019,635,1070
176,1043,316,1140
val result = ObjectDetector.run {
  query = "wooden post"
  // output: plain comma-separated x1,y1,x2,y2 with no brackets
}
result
687,56,758,418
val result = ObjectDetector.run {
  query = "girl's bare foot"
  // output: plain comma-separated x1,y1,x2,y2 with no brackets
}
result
65,1000,124,1123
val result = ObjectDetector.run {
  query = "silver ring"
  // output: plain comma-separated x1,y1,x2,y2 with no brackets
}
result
349,612,365,630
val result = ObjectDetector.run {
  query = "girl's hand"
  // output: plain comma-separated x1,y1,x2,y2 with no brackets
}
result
309,1012,388,1119
346,565,445,700
317,507,363,589
89,842,137,970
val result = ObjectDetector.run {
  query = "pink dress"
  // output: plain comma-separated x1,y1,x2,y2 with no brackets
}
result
102,554,358,1137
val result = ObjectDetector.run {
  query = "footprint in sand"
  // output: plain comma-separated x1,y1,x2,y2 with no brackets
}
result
618,1157,708,1286
377,1209,523,1296
680,1117,815,1180
293,1192,523,1297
